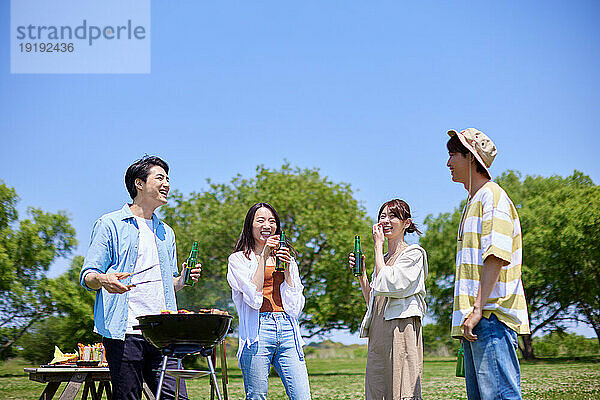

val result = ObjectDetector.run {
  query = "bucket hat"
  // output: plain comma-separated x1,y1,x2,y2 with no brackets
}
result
447,128,497,179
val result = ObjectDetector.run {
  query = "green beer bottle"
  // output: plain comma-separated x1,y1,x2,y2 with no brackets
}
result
353,235,363,277
455,342,465,377
275,231,287,272
183,241,198,286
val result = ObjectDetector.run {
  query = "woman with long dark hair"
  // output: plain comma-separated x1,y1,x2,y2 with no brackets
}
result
227,202,311,400
350,199,428,400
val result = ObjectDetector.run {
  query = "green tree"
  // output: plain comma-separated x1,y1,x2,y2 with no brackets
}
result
20,256,98,364
533,332,599,358
422,323,454,357
419,209,461,333
0,181,76,359
420,171,600,359
502,171,600,342
162,164,374,337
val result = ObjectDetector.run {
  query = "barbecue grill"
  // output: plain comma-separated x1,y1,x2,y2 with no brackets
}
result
133,313,233,400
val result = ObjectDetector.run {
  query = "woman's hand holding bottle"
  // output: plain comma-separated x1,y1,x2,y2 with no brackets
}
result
275,246,292,265
267,234,293,285
265,234,292,269
277,246,293,285
349,252,370,303
263,235,280,256
348,253,366,279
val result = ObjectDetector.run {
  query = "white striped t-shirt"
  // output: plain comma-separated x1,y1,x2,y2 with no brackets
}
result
451,181,530,337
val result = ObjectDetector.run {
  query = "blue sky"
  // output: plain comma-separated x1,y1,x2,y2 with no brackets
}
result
1,1,598,341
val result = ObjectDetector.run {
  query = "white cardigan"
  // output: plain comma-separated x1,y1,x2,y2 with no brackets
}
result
360,244,428,338
227,251,306,362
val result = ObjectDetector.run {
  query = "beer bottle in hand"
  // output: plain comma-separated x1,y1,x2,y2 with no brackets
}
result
183,241,198,286
275,231,287,272
353,235,363,277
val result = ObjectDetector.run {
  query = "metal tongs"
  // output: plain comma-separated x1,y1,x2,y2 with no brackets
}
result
127,279,162,288
120,264,161,288
122,264,159,279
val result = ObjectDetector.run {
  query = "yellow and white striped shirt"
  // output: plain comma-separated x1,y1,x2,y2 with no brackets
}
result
451,181,530,337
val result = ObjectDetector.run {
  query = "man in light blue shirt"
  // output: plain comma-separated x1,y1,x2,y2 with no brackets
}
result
80,156,201,400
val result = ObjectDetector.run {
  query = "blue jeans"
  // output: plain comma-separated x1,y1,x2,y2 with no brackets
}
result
239,312,311,400
463,314,522,400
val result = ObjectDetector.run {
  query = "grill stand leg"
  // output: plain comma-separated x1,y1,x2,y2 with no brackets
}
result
155,354,169,400
174,359,182,400
206,353,223,400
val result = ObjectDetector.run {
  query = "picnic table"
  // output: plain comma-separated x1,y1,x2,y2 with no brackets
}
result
24,366,154,400
25,341,228,400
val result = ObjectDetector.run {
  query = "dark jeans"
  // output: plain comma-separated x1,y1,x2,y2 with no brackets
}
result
103,335,188,400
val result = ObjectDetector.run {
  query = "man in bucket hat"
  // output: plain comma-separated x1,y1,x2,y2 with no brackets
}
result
446,128,530,400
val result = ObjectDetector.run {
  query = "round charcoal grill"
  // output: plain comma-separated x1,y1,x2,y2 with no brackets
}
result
133,313,233,400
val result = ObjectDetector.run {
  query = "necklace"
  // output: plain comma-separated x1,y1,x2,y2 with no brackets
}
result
457,194,472,242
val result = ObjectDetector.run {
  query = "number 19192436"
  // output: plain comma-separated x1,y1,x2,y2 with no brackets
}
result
19,43,74,52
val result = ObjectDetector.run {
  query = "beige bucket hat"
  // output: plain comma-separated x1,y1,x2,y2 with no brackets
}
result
447,128,497,179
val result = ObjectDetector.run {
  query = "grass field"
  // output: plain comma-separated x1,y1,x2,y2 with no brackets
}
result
1,356,599,399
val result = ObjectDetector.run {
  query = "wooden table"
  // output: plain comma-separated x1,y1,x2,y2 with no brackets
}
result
24,367,155,400
25,342,228,400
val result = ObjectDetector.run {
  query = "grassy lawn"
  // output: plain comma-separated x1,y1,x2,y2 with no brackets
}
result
2,356,599,399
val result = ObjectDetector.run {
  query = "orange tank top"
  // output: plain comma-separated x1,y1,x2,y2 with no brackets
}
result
260,261,285,312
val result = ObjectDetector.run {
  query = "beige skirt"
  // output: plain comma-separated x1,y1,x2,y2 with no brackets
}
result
365,295,423,400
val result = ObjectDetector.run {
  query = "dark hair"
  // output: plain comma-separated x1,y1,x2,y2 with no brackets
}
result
377,199,422,235
124,156,169,200
446,135,488,176
234,202,295,259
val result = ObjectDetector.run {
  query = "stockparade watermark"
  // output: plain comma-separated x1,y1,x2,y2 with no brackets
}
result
11,0,150,74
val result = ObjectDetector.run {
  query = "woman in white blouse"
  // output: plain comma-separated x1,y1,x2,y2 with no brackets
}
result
227,202,311,400
349,199,428,400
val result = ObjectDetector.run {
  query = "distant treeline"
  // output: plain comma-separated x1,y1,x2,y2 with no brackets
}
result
301,330,599,360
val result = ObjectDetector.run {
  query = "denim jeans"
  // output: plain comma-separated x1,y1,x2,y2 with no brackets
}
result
463,313,522,400
239,312,311,400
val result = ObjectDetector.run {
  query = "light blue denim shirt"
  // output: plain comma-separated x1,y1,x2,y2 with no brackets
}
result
79,204,179,340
